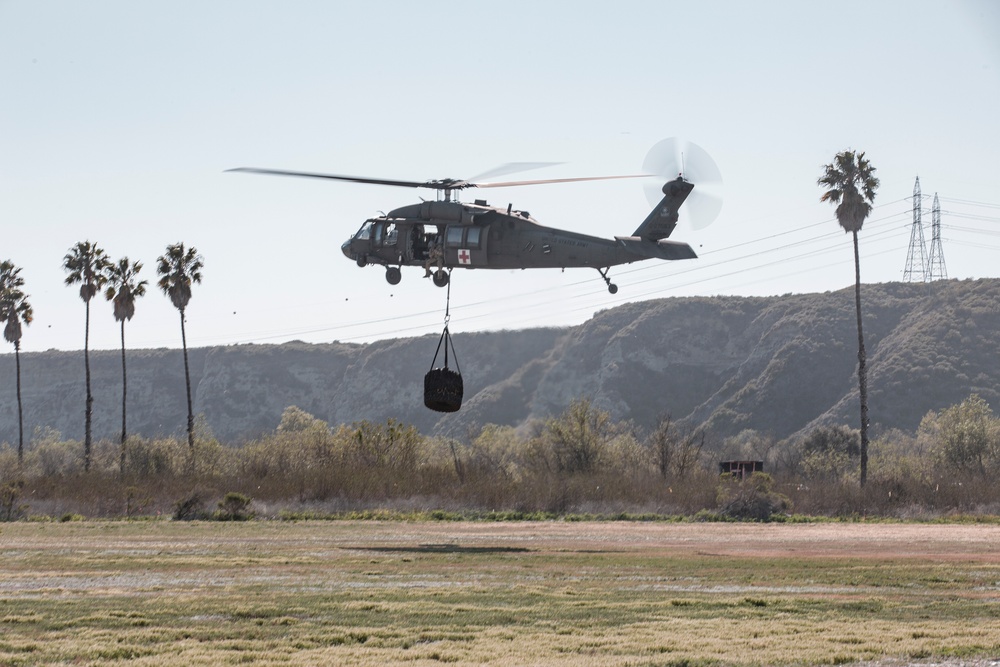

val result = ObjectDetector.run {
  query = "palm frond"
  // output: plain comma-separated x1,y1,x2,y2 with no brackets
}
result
818,149,880,232
0,261,32,345
156,243,204,312
104,256,148,322
62,241,111,302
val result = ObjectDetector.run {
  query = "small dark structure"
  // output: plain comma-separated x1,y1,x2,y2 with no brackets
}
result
424,325,463,413
719,460,764,479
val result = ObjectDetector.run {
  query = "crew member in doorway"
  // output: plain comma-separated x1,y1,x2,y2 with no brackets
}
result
424,238,444,277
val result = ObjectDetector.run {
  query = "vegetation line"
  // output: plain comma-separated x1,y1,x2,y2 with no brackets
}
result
3,395,998,522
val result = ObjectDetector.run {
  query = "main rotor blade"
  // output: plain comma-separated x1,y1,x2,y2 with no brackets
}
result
228,167,654,192
467,162,564,182
475,174,652,189
227,167,432,189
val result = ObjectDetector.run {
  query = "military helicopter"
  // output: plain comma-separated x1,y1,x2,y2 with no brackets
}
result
229,139,721,293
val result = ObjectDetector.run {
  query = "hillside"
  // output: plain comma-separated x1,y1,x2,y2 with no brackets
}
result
2,279,998,445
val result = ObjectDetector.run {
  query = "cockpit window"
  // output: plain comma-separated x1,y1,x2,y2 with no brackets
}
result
355,221,373,240
368,221,398,246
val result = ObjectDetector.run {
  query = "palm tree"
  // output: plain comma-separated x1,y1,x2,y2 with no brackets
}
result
0,261,33,464
62,241,111,472
156,242,203,466
104,257,148,476
818,149,879,487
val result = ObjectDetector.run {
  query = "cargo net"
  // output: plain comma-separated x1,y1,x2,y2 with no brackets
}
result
424,324,463,412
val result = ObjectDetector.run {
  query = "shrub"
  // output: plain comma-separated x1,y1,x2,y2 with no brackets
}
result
802,425,861,457
344,419,422,471
932,394,1000,477
215,492,254,521
33,437,80,477
716,472,791,521
526,400,618,476
1,479,28,521
277,406,330,434
124,486,152,518
173,491,207,520
7,394,1000,519
647,415,707,481
124,437,181,478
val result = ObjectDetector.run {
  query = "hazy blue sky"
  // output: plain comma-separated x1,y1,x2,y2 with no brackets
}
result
2,0,998,353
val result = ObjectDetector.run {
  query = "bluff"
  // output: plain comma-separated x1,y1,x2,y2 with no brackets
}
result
2,279,998,445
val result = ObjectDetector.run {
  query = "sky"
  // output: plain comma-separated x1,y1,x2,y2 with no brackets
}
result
1,0,998,354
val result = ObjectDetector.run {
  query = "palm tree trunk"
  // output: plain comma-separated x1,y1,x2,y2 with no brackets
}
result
15,341,24,465
119,319,128,479
84,299,93,472
853,230,870,487
179,308,195,470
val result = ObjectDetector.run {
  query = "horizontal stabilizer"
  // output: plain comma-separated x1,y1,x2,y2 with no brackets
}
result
615,236,698,260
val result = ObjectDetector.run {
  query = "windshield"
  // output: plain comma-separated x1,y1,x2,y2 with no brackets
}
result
355,220,373,240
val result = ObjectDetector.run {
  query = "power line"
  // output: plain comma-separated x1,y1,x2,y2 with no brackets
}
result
946,225,1000,238
936,196,1000,210
185,196,948,346
943,212,1000,224
328,217,905,341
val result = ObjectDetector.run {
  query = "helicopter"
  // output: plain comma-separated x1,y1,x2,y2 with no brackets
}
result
229,140,720,293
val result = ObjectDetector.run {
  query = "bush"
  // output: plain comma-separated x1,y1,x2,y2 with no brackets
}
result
7,394,1000,519
124,437,181,478
215,492,254,521
539,399,614,474
173,491,207,520
932,394,1000,477
124,486,152,518
1,479,28,521
716,472,792,521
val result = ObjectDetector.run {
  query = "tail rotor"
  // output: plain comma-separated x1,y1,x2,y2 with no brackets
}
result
643,137,723,230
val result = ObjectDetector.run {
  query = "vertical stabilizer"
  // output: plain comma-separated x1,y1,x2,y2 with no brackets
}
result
632,177,694,241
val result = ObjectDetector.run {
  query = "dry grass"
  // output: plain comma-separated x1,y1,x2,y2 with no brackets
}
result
1,521,999,666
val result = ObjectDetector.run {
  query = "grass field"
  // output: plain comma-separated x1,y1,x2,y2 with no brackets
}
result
1,520,999,666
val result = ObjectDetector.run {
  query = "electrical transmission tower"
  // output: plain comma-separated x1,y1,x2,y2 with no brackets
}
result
927,192,948,280
903,176,929,282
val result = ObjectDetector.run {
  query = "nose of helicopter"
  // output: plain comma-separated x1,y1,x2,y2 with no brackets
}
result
341,239,352,259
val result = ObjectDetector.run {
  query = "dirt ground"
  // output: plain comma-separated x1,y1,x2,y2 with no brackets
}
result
4,520,1000,591
2,520,999,666
288,520,1000,562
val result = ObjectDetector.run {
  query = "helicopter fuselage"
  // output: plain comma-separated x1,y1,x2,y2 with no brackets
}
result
340,198,690,278
230,164,701,292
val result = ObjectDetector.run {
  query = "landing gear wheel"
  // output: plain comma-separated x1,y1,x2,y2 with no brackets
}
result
385,267,402,285
597,267,617,294
432,269,450,288
357,255,368,268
